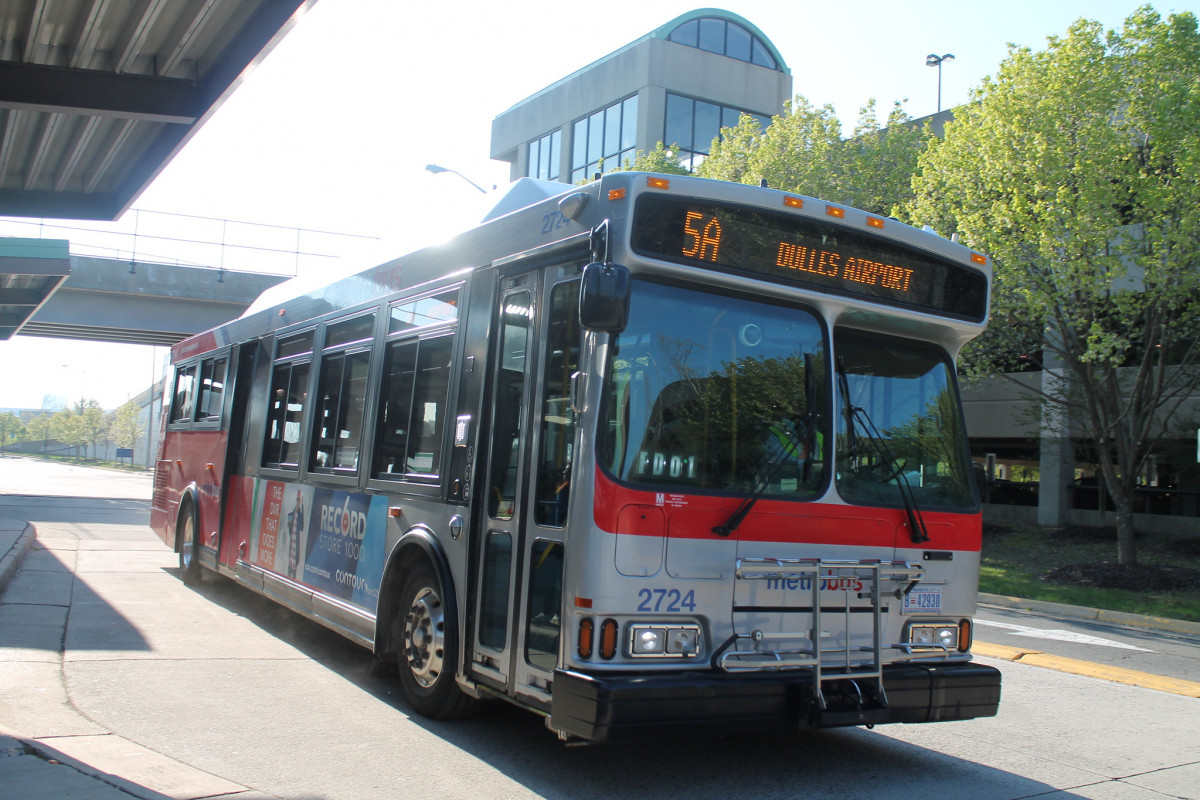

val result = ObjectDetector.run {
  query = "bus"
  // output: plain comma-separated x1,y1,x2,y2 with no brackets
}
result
151,172,1001,743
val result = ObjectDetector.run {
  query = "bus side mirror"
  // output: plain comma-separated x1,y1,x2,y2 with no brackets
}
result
579,262,631,333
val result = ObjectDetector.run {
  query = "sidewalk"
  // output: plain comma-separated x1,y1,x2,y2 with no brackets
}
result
0,516,273,800
3,511,1199,798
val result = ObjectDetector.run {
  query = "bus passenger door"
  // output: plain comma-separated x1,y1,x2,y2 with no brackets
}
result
471,275,537,694
471,266,578,707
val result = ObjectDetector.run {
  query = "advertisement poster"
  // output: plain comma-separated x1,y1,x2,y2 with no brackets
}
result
249,480,386,612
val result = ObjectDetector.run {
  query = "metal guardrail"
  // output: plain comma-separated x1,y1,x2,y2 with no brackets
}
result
0,209,379,277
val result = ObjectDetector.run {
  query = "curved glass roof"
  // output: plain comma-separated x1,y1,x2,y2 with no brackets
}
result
654,9,788,73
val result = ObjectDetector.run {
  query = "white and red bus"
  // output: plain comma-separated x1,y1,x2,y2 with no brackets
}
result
151,172,1000,743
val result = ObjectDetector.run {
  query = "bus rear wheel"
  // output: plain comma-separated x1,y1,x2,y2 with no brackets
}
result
396,563,477,720
177,503,202,586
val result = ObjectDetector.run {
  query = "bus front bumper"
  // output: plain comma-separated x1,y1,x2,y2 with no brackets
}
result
549,661,1001,744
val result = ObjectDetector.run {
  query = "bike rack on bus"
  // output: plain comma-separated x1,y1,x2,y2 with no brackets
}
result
721,558,931,713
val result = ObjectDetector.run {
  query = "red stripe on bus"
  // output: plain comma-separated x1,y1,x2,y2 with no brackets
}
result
592,467,981,552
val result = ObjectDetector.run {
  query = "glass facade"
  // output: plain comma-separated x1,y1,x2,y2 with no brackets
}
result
571,95,638,184
667,16,779,70
526,130,561,181
664,92,771,172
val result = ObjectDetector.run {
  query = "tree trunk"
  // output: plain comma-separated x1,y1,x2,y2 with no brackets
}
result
1114,504,1138,566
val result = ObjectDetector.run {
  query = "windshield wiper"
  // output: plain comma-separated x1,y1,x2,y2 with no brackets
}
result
836,358,930,544
712,414,810,537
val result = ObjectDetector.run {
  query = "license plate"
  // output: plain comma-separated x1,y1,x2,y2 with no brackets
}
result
901,586,942,615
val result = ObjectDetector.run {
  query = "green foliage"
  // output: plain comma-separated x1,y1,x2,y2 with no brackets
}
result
111,399,143,450
608,142,691,176
697,98,931,216
906,6,1200,564
0,412,23,452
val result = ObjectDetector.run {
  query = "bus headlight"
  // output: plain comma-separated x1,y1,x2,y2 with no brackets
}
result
908,623,958,651
628,624,701,658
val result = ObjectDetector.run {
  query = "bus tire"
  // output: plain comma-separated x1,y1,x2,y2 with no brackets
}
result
396,562,477,720
177,501,202,586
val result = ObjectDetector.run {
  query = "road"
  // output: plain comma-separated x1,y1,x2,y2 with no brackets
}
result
1,456,1198,800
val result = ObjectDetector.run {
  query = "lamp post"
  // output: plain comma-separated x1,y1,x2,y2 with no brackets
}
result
925,53,955,113
425,163,487,194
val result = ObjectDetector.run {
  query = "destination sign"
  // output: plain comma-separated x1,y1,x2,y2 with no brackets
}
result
630,195,988,321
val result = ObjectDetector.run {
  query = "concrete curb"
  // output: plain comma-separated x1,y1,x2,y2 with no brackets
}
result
979,592,1200,637
0,518,35,590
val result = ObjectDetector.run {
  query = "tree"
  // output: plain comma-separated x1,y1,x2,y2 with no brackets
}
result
24,412,53,454
611,142,691,176
111,399,144,456
78,400,108,459
905,7,1200,565
698,97,931,216
0,412,23,456
52,408,88,460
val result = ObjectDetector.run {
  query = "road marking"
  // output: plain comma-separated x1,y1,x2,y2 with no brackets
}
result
974,618,1152,651
973,641,1200,698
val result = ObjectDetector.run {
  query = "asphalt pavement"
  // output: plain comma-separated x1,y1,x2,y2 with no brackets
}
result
1,461,1198,800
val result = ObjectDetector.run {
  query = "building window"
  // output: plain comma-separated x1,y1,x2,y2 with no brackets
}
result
571,95,638,184
664,92,771,172
667,16,778,70
526,130,562,181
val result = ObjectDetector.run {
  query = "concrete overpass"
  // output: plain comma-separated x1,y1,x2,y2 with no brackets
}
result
0,237,285,345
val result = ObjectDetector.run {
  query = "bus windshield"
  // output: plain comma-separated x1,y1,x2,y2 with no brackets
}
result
599,280,827,498
834,330,975,510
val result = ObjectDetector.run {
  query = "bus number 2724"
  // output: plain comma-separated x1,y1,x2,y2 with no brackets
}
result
636,588,697,613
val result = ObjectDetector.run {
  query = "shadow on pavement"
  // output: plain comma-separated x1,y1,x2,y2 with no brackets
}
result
180,572,1083,800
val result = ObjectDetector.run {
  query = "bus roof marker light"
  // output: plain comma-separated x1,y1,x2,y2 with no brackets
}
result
608,188,627,201
971,253,988,266
646,177,670,190
867,217,885,229
783,196,803,209
825,205,845,219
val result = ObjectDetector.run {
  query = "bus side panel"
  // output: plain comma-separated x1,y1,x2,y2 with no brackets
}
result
220,474,257,568
177,430,231,552
149,382,176,547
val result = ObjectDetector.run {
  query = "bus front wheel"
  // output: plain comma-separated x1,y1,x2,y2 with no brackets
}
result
396,563,477,720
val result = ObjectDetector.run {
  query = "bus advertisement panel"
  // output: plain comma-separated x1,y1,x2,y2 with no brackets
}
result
249,480,386,610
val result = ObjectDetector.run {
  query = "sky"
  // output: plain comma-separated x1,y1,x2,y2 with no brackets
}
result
3,0,1198,411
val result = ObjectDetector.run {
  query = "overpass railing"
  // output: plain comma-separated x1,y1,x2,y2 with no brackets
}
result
0,209,379,277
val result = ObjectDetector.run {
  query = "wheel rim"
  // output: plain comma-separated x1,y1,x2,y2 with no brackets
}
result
405,586,445,688
180,513,195,570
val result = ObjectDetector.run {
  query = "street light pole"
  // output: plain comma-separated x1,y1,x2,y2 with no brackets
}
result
925,53,955,113
425,163,487,194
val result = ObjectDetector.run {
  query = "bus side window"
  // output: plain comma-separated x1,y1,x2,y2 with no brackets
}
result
170,364,197,424
196,357,227,422
312,350,370,473
263,331,315,470
374,334,454,483
488,292,531,519
534,280,580,527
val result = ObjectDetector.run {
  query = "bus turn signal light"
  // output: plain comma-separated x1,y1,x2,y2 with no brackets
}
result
578,618,594,658
599,618,619,660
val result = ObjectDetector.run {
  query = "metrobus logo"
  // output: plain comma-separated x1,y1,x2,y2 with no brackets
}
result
765,577,864,593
